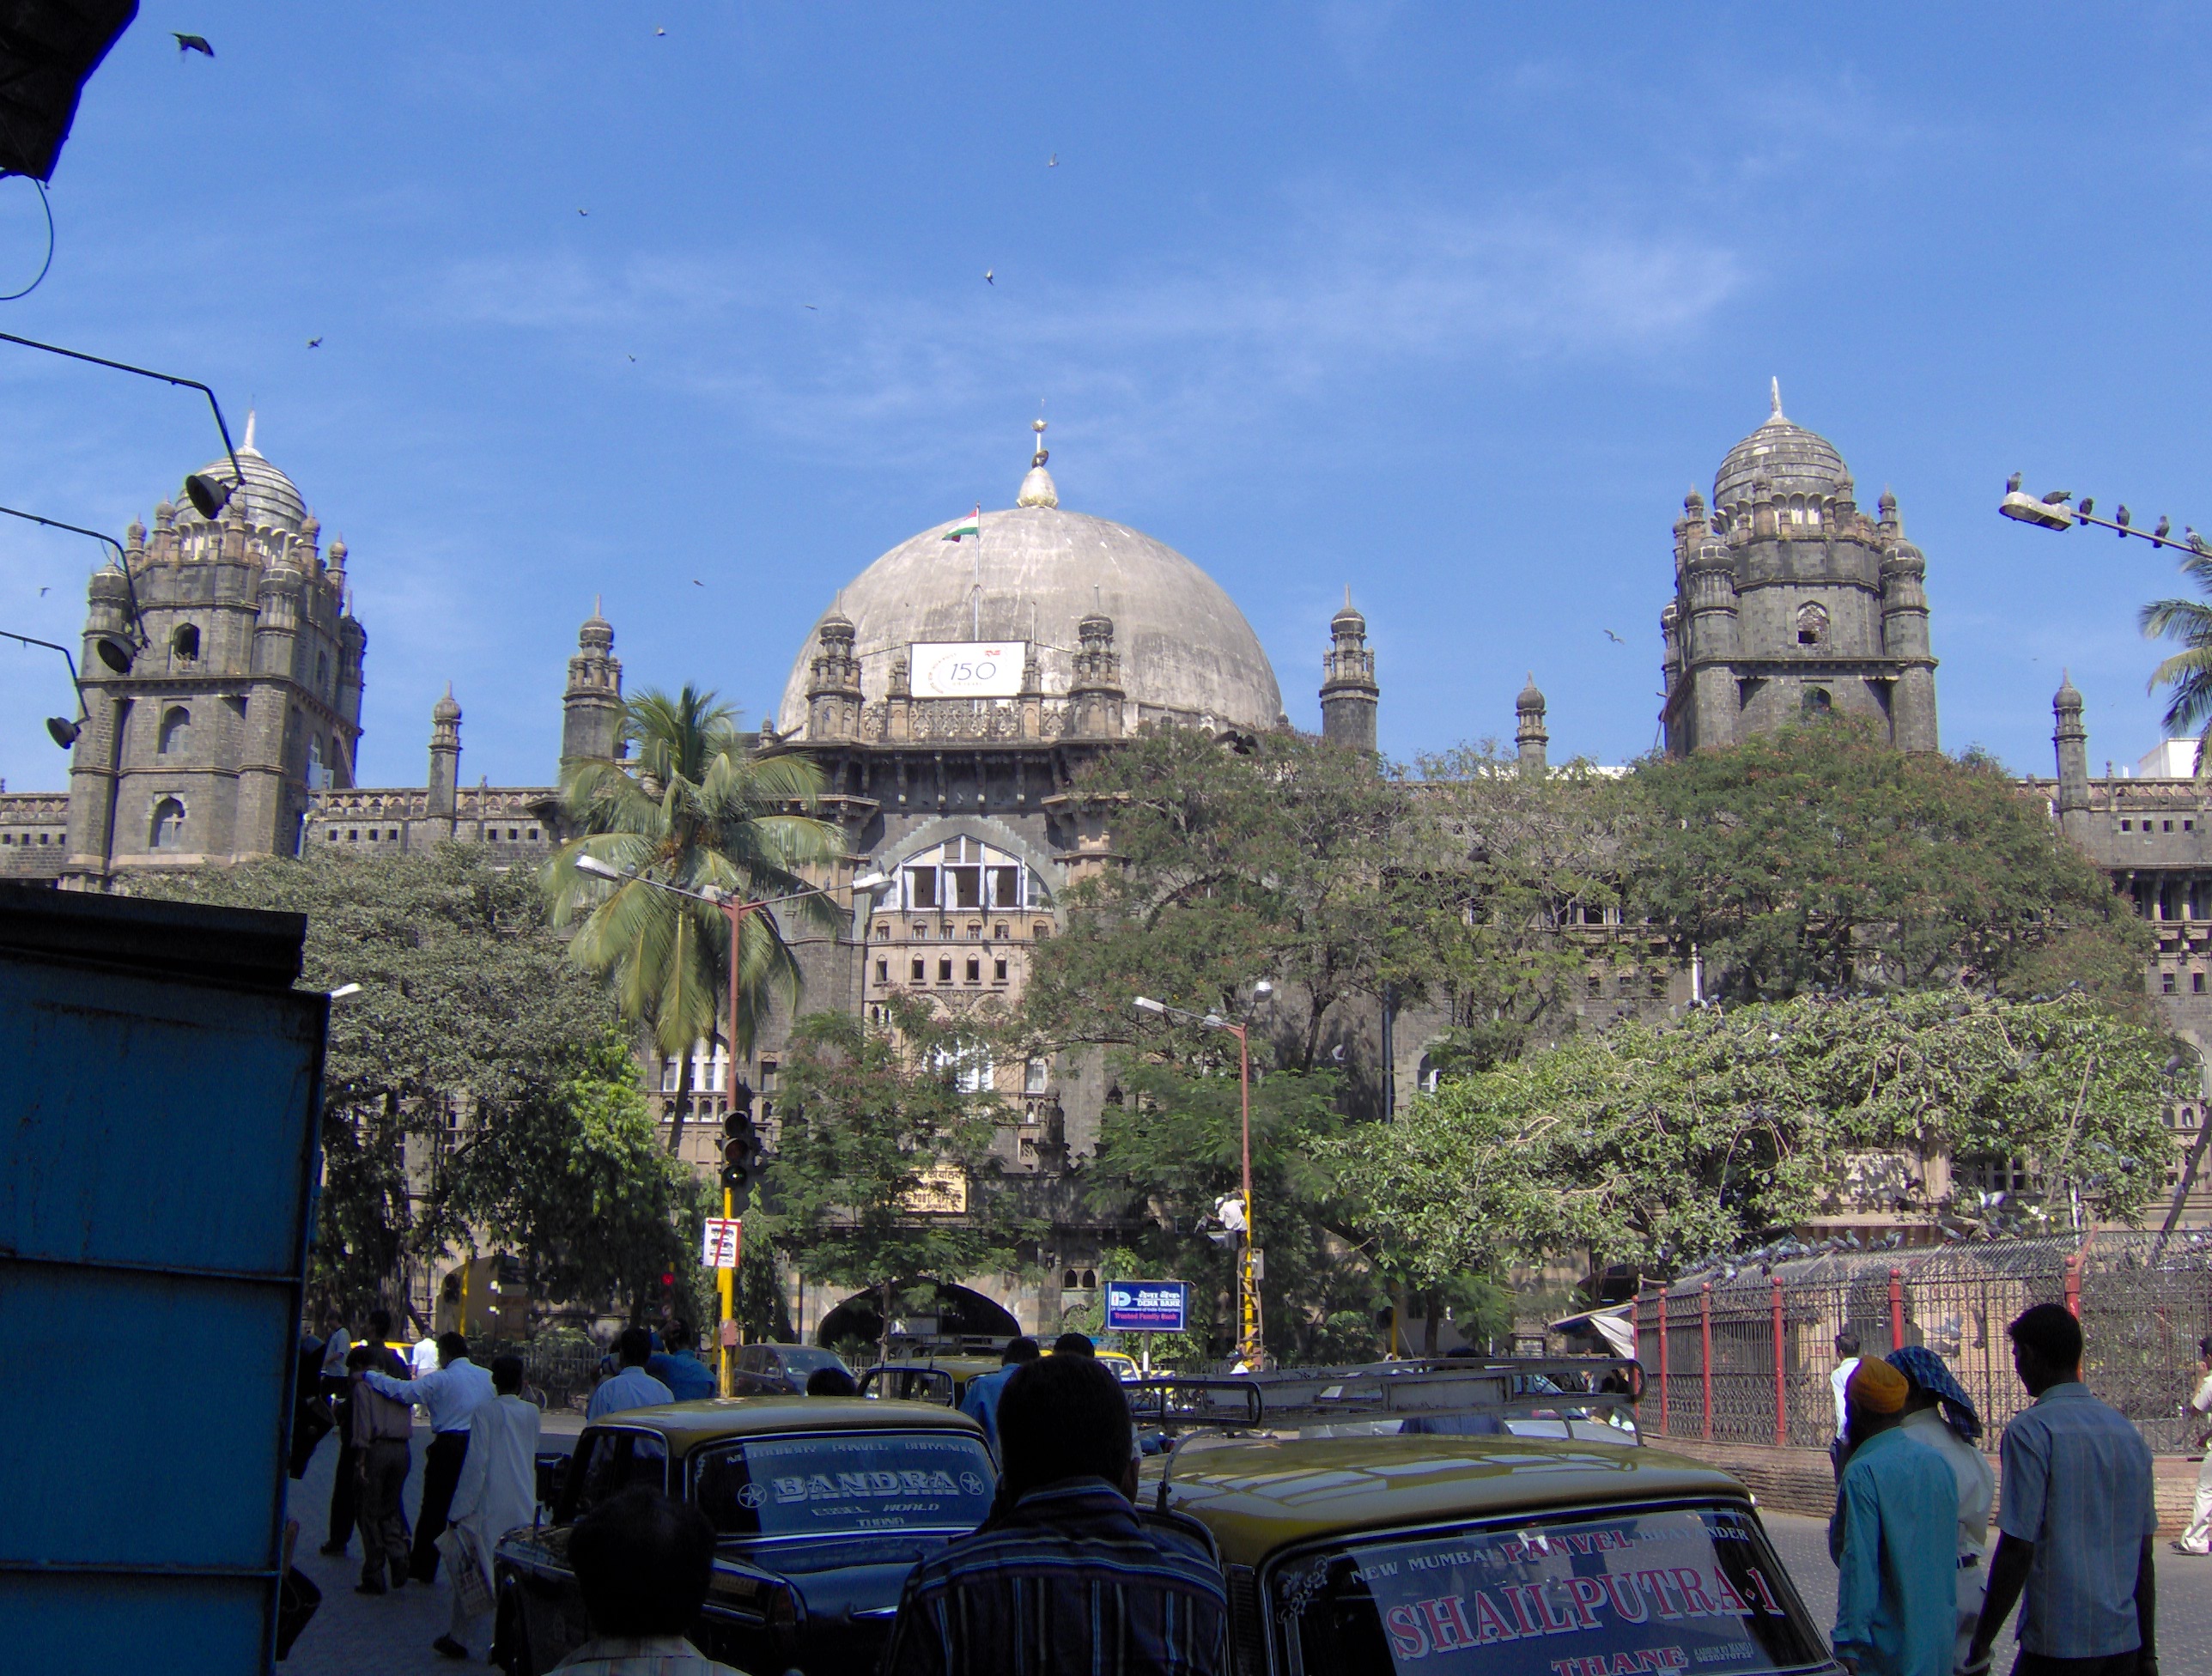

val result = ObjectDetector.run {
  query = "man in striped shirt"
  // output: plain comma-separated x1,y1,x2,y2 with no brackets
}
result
881,1353,1227,1676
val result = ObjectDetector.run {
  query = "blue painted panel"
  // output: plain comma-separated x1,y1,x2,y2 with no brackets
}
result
0,1572,273,1674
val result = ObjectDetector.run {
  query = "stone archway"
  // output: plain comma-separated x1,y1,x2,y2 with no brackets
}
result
814,1281,1022,1351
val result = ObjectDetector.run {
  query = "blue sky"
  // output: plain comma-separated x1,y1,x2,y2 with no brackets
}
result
2,3,2209,790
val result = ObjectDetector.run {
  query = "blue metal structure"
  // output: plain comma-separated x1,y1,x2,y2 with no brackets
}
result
0,884,325,1673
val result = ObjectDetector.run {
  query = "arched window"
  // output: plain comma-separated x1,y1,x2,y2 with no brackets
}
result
171,623,199,661
157,706,190,756
1796,602,1829,647
1802,687,1833,718
150,798,185,849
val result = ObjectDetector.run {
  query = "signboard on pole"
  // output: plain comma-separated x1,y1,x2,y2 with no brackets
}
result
1104,1280,1188,1334
702,1217,742,1270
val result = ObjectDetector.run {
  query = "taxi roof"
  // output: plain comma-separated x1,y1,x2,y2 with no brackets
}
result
585,1394,984,1455
1162,1434,1748,1569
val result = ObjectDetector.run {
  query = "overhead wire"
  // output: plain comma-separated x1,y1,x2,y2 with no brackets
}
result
0,174,55,302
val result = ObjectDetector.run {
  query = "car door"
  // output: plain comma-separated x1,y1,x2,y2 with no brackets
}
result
499,1427,672,1674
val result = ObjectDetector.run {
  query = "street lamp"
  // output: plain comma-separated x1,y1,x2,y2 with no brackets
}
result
1999,477,2212,556
0,329,247,520
1133,980,1274,1370
573,853,892,1391
1,628,88,746
0,503,149,672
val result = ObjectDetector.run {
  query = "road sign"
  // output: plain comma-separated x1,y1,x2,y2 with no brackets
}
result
702,1217,742,1270
1104,1280,1188,1333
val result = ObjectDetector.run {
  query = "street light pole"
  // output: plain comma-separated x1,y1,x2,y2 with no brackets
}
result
1999,482,2212,556
572,853,889,1393
0,504,149,671
1133,983,1273,1370
0,627,88,746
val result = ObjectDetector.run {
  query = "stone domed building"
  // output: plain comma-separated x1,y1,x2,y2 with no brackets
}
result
1660,383,1938,756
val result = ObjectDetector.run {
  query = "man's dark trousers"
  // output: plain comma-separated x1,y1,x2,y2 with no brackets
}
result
324,1378,358,1550
356,1438,412,1591
409,1430,469,1582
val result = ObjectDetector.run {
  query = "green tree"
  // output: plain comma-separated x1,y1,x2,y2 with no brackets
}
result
133,846,662,1313
765,998,1028,1353
547,684,845,1155
1339,991,2177,1283
1627,720,2148,1011
2142,550,2212,767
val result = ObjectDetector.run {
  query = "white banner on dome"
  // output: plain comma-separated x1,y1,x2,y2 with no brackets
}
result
911,641,1025,699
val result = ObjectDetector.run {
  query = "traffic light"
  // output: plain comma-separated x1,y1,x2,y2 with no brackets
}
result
720,1079,766,1211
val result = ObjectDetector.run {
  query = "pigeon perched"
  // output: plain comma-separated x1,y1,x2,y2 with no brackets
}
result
2191,528,2208,554
2006,471,2021,493
2080,497,2094,517
2041,489,2072,505
2118,505,2132,528
173,33,213,58
2157,515,2172,539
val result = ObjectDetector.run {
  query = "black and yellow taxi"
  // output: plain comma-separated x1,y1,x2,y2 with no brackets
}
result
1151,1360,1840,1676
491,1395,994,1676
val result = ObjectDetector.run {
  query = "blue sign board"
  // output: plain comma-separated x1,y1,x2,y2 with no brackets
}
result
1105,1280,1188,1333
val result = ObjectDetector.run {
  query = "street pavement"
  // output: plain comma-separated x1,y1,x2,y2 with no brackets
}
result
277,1424,2212,1673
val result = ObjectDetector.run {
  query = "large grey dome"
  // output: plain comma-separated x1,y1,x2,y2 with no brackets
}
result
777,479,1285,738
1714,383,1848,508
176,410,307,532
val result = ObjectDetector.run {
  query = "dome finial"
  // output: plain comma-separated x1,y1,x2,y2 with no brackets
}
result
1017,417,1059,508
1769,377,1784,422
243,408,258,452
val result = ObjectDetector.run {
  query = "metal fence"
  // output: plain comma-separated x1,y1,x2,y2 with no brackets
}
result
1636,1234,2212,1453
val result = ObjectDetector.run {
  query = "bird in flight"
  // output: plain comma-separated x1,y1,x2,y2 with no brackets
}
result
655,25,666,34
39,586,48,596
1603,628,1624,644
577,208,589,216
803,304,817,310
1048,153,1058,167
307,336,323,349
627,354,636,362
173,33,213,58
984,269,994,284
692,580,704,587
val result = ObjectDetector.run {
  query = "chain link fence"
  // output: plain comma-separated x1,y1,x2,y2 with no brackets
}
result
1636,1233,2212,1453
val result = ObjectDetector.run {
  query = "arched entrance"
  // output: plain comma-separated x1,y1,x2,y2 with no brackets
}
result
815,1282,1021,1352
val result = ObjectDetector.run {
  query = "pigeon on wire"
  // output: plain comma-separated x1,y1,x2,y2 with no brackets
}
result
2157,515,2172,539
2006,472,2021,493
2080,498,2094,517
2118,505,2131,529
2041,489,2071,505
173,33,213,58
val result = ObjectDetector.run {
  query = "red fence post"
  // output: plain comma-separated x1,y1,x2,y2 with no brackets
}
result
1700,1282,1713,1442
1657,1288,1670,1434
2064,1251,2081,1319
1889,1266,1905,1351
1771,1274,1786,1448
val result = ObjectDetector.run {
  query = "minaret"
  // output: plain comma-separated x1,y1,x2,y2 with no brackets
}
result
2053,672,2091,845
1516,675,1549,774
1319,589,1379,750
805,607,865,740
562,599,623,768
1069,600,1125,738
1878,491,1941,752
428,685,461,828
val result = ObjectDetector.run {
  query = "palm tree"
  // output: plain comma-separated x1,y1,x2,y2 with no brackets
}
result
547,685,846,1156
2142,553,2212,772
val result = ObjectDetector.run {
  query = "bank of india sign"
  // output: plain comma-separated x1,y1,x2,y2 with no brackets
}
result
911,641,1025,699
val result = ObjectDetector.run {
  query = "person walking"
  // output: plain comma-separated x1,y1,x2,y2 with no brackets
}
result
362,1329,495,1583
1827,1358,1958,1676
432,1353,540,1662
2174,1335,2212,1557
1832,1332,1864,1479
346,1342,416,1596
957,1336,1040,1462
323,1308,400,1557
1887,1345,1997,1671
647,1321,718,1402
586,1327,674,1420
1967,1303,2158,1676
882,1353,1228,1675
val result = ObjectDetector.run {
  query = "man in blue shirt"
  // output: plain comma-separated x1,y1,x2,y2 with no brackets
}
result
957,1335,1040,1462
647,1321,718,1402
1970,1303,2158,1676
588,1327,674,1420
884,1352,1227,1675
1827,1357,1958,1676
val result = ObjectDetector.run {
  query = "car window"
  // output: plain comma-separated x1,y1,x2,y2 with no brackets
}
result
781,1347,846,1375
1267,1502,1827,1676
571,1429,670,1516
690,1430,994,1539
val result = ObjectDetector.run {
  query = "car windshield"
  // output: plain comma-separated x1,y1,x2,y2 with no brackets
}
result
691,1430,994,1540
779,1347,848,1374
1267,1502,1828,1676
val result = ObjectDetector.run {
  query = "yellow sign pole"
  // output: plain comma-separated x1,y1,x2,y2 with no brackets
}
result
718,1185,735,1396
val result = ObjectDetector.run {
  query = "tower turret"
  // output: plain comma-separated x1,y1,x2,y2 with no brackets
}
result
428,684,462,822
1515,675,1548,774
1319,589,1378,751
562,600,624,768
805,607,865,740
1069,603,1125,738
2053,672,2091,845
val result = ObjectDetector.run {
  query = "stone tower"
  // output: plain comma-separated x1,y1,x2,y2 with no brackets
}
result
1069,605,1126,738
805,608,865,741
64,414,365,880
1319,590,1379,750
2053,672,2092,845
1660,384,1939,756
1515,675,1548,774
428,685,462,824
561,600,623,768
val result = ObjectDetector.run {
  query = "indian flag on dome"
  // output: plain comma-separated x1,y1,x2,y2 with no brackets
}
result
941,506,981,543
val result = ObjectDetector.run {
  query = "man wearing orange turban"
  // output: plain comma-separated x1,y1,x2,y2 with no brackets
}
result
1828,1357,1959,1674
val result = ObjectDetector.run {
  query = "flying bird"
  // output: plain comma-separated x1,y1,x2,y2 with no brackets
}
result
577,208,589,216
39,586,48,596
984,269,994,284
1603,628,1624,643
2157,515,2173,539
655,25,665,34
307,336,322,349
626,354,636,362
804,303,817,310
173,33,213,58
2005,471,2021,493
1048,153,1058,167
692,579,704,587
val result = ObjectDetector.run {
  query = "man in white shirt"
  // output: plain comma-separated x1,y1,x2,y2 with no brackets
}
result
362,1330,495,1583
1830,1331,1862,1479
2175,1335,2212,1555
1888,1345,1996,1670
433,1353,542,1662
587,1327,673,1421
411,1334,443,1377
